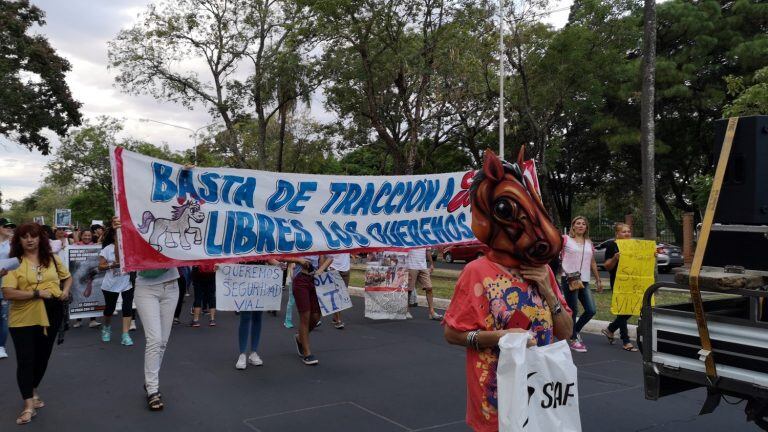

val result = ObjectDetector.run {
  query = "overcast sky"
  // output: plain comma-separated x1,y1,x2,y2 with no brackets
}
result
0,0,571,204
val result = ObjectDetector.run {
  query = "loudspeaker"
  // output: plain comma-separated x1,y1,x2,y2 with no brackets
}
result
704,230,768,271
712,115,768,225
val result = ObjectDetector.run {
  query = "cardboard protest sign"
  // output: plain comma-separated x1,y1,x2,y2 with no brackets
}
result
67,245,108,319
215,263,283,311
610,239,656,316
110,146,479,271
313,270,353,316
33,216,45,225
55,209,72,227
363,261,410,320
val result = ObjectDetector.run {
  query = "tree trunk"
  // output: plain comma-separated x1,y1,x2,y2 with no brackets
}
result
640,0,657,240
277,106,287,173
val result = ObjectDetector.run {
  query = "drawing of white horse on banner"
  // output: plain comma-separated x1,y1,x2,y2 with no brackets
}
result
137,199,206,252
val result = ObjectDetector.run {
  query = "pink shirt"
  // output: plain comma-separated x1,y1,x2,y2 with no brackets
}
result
560,236,594,282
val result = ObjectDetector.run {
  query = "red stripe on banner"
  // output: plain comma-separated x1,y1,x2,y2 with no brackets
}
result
364,286,409,292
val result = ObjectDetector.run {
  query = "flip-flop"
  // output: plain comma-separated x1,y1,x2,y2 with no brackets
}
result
601,329,616,345
622,344,639,352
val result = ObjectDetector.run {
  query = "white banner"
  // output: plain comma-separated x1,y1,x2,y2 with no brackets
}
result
313,270,353,316
110,146,476,271
363,261,409,320
215,264,283,311
66,245,108,319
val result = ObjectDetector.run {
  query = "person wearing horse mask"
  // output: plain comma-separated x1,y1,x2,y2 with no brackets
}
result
443,149,573,432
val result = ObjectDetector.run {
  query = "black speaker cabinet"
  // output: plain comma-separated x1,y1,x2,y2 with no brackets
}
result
704,230,768,271
712,115,768,225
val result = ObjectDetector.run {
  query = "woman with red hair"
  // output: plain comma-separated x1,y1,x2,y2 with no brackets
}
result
2,223,72,425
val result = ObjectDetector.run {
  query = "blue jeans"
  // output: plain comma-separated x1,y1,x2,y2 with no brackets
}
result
238,311,263,354
0,300,8,348
561,278,596,340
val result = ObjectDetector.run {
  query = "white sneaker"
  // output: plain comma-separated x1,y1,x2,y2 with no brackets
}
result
0,347,7,359
129,320,137,331
89,320,102,328
235,354,247,370
248,352,263,366
72,320,82,328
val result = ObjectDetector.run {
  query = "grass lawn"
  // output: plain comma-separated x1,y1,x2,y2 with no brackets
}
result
350,267,732,323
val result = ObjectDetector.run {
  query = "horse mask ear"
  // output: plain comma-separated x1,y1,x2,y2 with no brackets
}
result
517,145,526,167
483,149,504,182
176,197,186,205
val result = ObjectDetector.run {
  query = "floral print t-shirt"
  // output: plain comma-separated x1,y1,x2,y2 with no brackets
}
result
443,256,570,432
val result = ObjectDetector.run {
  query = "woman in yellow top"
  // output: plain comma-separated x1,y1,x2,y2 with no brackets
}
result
2,223,71,425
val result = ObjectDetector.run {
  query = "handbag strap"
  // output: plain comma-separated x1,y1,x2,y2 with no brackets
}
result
577,240,586,275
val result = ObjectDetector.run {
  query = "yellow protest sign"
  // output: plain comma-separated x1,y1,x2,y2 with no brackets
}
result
610,239,656,316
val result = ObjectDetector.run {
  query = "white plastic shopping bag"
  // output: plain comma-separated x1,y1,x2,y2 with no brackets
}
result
498,334,581,432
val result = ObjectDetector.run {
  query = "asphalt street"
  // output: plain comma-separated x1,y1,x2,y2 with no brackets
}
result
0,296,757,432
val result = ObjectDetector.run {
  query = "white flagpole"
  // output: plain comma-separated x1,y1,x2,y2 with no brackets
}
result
499,0,505,158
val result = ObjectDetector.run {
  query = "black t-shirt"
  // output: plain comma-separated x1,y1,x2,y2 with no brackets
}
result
605,240,619,287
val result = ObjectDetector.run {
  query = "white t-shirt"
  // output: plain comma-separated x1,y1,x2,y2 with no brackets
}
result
99,245,131,293
560,236,594,282
329,253,351,272
406,248,429,270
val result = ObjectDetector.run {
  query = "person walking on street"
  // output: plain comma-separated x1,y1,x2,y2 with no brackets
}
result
560,216,602,353
190,264,216,327
0,218,17,360
601,223,639,352
113,218,179,411
406,248,442,320
287,255,331,366
97,227,134,346
2,223,72,425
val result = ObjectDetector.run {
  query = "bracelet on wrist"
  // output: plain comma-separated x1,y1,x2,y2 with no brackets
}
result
33,290,39,299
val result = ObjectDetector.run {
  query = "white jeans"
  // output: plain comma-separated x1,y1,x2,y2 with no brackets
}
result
134,280,178,394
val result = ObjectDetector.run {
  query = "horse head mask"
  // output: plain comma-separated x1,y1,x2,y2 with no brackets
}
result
469,148,562,268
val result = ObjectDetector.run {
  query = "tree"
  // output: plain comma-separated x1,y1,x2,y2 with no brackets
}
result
0,0,82,154
724,66,768,117
640,0,656,240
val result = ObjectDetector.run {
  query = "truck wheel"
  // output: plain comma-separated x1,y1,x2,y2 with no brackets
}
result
444,253,453,263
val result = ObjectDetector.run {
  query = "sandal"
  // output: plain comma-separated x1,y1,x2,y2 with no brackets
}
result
601,329,616,345
32,396,45,409
622,343,639,352
16,409,35,425
147,392,164,411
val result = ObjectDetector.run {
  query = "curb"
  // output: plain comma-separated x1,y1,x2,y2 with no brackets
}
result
348,286,636,340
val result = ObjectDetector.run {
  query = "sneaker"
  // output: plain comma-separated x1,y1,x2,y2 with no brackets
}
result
333,321,345,330
208,319,216,327
72,320,82,328
294,335,304,357
173,318,181,326
190,320,201,328
121,333,133,346
315,320,322,328
302,354,319,366
235,354,247,370
130,320,137,331
101,325,111,343
406,312,413,319
570,340,588,353
429,312,444,320
248,352,263,366
0,347,8,359
283,321,294,329
89,319,102,328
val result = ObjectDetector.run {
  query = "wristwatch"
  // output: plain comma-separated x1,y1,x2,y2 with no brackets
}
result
551,300,563,315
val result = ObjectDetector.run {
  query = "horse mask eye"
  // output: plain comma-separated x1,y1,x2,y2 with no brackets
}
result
493,198,518,221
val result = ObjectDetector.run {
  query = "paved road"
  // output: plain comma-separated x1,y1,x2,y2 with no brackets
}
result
0,296,757,431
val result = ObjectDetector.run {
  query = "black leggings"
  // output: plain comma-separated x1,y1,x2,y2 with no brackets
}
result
193,276,216,309
174,277,187,319
608,315,632,345
102,289,134,318
9,299,63,399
